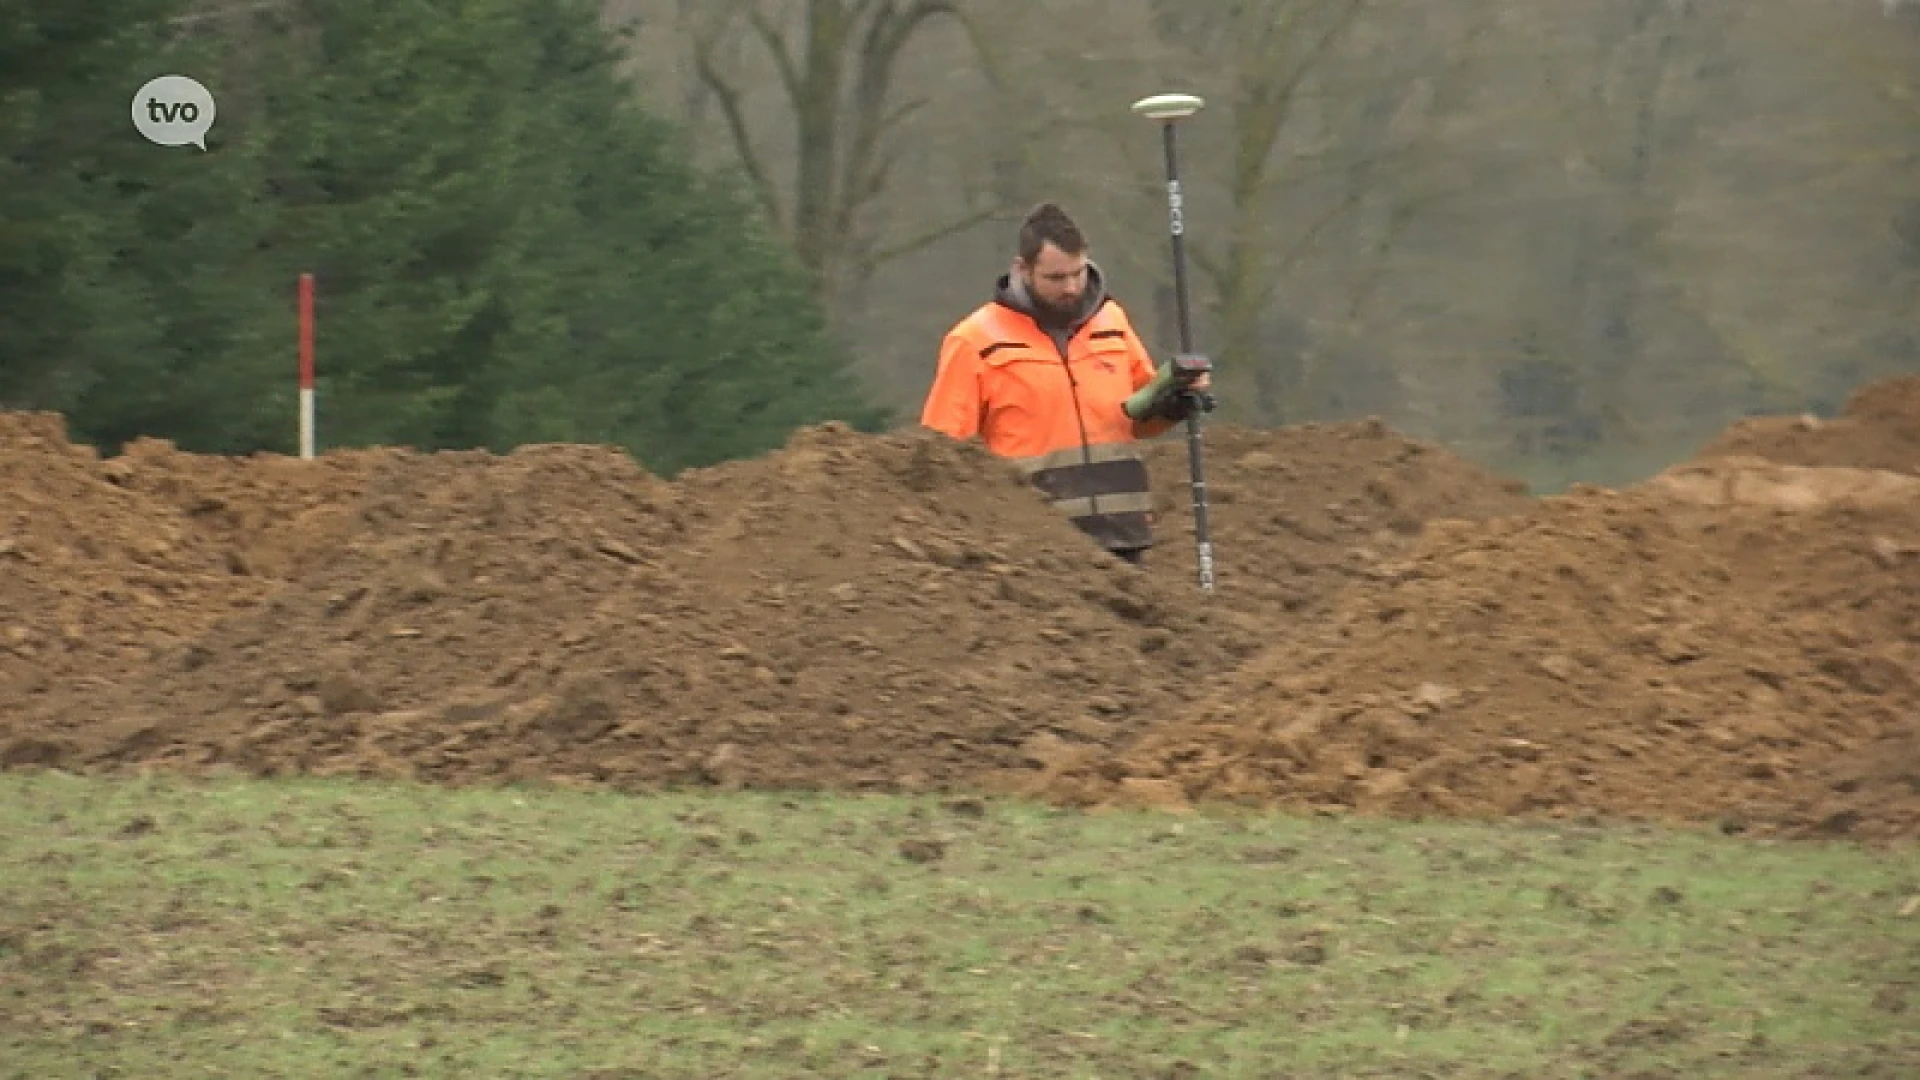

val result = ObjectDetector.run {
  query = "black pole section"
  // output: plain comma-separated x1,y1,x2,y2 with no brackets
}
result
1158,120,1215,593
1163,122,1196,356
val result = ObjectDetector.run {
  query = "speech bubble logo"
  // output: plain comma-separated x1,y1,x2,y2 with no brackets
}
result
131,75,217,150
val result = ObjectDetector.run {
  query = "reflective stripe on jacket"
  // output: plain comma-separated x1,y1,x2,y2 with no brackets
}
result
921,267,1173,552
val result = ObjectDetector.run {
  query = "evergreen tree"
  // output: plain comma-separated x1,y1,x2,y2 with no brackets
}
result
1,0,887,472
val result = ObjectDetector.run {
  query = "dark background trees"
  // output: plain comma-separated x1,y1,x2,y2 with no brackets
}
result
1,0,886,475
6,0,1915,487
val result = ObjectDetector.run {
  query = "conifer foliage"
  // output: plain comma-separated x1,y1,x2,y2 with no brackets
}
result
0,0,888,473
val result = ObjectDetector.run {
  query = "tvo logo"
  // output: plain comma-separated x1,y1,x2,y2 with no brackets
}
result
131,75,217,150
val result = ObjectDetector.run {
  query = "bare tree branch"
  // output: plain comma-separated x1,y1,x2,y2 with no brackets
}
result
943,6,1007,95
1234,0,1368,170
886,0,958,57
875,97,928,143
692,16,784,228
745,4,802,107
1273,188,1374,277
687,0,979,301
1258,138,1430,199
856,146,899,206
855,206,999,276
833,1,963,278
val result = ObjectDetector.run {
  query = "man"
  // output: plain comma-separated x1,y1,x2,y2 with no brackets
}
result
920,202,1211,565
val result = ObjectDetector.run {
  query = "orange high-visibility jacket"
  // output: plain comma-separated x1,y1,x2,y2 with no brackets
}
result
921,265,1174,552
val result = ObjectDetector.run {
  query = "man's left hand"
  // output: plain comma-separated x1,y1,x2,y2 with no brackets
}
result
1172,353,1213,405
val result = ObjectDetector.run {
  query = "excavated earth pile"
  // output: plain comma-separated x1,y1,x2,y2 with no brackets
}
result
4,427,1254,794
3,373,1916,842
105,435,392,581
1034,453,1920,840
1140,419,1534,616
1694,375,1920,473
0,414,381,698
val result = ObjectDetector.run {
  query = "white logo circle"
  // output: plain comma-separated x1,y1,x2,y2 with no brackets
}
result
131,75,217,150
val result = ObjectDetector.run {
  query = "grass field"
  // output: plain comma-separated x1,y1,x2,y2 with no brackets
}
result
3,770,1915,1078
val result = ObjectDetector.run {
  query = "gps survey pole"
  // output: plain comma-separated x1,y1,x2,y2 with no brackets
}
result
1131,92,1216,593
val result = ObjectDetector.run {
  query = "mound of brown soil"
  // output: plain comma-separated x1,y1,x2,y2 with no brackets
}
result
106,436,389,580
1693,374,1920,472
1034,457,1920,840
0,415,268,697
5,426,1251,795
4,440,694,776
1140,419,1534,616
7,400,1915,843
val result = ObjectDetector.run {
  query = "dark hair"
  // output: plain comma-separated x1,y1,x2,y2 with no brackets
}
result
1017,202,1087,264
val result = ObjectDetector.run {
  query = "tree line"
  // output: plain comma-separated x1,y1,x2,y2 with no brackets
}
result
8,0,1914,488
0,0,889,475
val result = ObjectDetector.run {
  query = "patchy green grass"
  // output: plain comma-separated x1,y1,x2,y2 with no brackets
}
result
2,771,1914,1078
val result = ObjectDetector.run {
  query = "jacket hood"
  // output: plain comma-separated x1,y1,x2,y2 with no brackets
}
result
993,259,1110,331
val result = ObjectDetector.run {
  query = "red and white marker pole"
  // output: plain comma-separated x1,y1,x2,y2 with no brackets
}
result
297,272,315,460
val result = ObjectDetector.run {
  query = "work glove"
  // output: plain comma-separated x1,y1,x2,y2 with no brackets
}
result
1123,353,1214,423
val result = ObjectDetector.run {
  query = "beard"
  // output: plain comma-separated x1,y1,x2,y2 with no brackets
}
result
1022,276,1081,325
